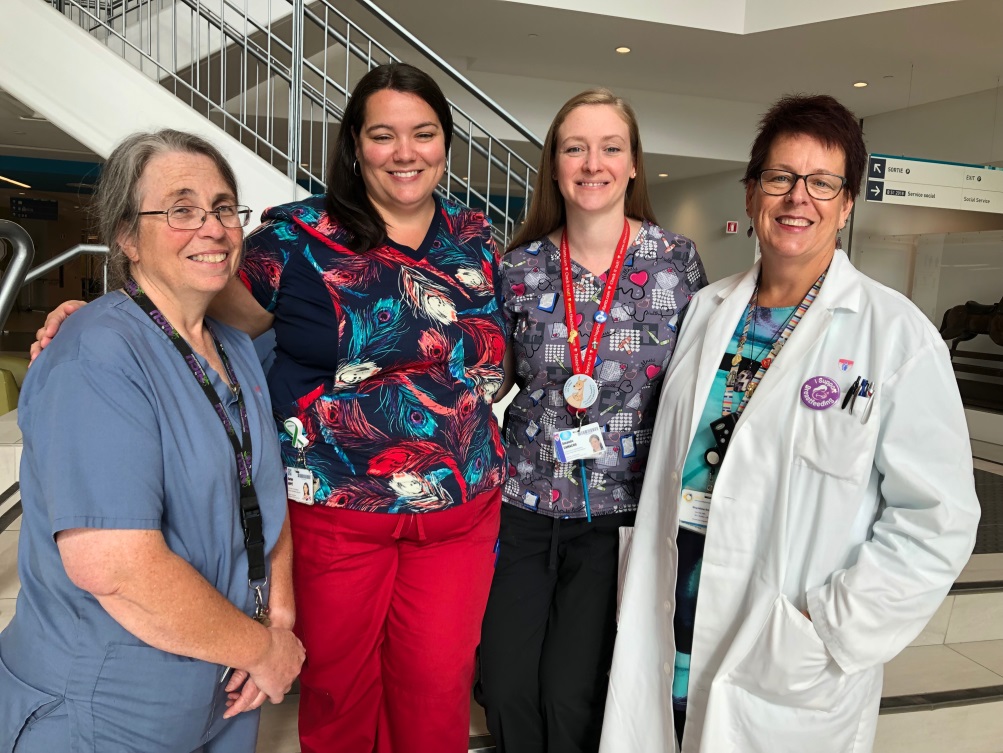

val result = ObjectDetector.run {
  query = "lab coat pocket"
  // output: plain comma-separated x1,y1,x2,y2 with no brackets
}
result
794,389,880,483
90,644,216,752
0,652,61,752
728,594,844,711
616,526,634,626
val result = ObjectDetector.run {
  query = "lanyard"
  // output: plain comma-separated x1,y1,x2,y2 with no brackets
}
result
124,279,267,585
559,218,631,377
721,269,826,416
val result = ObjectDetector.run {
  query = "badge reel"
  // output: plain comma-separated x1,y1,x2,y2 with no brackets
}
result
283,417,314,504
703,412,739,470
563,374,599,411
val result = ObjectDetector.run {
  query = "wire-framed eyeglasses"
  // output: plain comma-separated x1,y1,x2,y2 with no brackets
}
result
758,170,846,201
138,205,252,229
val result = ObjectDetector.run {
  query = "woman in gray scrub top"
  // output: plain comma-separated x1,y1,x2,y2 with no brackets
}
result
0,130,304,753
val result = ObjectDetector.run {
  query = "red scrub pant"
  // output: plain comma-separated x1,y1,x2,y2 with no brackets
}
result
289,488,501,753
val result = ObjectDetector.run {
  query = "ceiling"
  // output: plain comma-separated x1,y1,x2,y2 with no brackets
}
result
3,0,1003,198
355,0,1003,118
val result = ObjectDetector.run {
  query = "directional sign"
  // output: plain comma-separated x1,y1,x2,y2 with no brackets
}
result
10,196,58,221
865,154,1003,214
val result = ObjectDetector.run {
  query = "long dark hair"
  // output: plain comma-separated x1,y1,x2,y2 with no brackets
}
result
326,62,453,253
508,88,657,252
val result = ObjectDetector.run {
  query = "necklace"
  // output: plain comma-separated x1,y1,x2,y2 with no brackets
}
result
748,297,799,363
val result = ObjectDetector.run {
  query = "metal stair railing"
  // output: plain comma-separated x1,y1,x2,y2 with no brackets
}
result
49,0,541,246
0,221,37,331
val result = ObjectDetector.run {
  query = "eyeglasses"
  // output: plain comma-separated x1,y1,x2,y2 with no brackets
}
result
137,205,252,229
757,170,846,201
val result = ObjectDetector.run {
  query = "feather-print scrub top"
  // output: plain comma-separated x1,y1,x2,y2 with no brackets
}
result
240,195,507,514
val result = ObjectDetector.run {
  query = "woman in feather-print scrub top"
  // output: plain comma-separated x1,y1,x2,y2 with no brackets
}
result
241,194,506,514
226,63,506,753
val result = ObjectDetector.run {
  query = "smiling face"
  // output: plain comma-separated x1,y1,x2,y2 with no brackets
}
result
121,151,242,305
355,88,446,222
746,132,854,276
554,104,636,219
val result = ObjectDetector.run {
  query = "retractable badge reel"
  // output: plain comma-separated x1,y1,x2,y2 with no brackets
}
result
284,417,314,504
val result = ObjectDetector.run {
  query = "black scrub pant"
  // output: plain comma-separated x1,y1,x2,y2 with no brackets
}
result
477,503,635,753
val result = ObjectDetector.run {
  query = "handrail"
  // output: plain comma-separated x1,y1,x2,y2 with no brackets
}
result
353,0,543,149
23,244,110,288
0,221,37,330
0,482,21,535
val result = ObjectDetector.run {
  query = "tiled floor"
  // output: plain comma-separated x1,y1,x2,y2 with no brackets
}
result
882,643,1003,697
874,699,1003,753
254,694,491,753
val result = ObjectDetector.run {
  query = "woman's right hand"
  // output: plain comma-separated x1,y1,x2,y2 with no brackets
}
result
246,625,306,704
30,299,86,362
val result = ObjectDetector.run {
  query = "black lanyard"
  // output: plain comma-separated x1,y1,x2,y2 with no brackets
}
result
124,279,267,584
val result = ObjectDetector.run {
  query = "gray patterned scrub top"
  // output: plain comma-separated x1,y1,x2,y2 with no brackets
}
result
501,222,707,518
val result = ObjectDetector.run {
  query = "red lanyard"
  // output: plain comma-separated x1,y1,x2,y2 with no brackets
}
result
559,218,631,376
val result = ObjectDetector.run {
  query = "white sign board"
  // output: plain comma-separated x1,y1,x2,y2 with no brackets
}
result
865,154,1003,214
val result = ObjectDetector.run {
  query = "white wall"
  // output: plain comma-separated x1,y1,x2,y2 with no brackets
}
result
649,168,756,283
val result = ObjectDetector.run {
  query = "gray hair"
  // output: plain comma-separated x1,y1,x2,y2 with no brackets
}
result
92,129,239,288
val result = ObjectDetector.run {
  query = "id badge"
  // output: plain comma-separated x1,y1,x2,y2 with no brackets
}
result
286,467,315,505
679,488,711,535
553,423,606,463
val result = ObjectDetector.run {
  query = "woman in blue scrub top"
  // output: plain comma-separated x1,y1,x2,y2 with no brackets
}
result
0,130,304,753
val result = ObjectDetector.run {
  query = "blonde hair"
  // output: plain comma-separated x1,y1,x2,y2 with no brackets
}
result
508,89,657,251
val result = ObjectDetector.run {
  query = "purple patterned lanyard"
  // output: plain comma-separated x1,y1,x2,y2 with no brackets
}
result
124,278,267,585
703,269,826,489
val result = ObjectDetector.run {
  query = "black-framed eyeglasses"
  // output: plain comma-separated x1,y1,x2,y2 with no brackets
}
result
757,169,846,201
138,205,252,229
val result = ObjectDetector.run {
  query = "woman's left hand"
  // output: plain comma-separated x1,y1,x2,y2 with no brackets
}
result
223,670,268,718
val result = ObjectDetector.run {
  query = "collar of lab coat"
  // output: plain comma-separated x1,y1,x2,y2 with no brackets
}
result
712,249,861,314
693,248,862,433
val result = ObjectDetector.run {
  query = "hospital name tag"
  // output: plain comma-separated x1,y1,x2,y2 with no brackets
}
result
286,467,315,505
553,423,606,463
679,489,711,535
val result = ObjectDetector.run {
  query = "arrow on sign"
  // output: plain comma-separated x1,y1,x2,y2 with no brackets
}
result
870,184,881,197
872,163,883,175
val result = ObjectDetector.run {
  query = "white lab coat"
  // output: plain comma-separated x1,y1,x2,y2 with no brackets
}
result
600,250,980,753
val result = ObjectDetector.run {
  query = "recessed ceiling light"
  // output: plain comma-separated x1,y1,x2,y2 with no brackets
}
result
528,33,538,38
883,75,895,80
462,176,469,181
18,115,48,123
658,173,669,178
615,46,631,54
0,174,31,189
853,81,868,88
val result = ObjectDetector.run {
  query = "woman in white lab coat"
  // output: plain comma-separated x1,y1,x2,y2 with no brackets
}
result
600,94,981,753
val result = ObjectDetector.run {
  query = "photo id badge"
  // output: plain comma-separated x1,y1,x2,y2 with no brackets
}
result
286,467,315,505
679,488,712,535
553,423,606,463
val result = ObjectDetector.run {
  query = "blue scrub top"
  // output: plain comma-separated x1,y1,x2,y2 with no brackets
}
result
0,291,287,752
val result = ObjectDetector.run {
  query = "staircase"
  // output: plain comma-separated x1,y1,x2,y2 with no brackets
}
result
38,0,540,247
